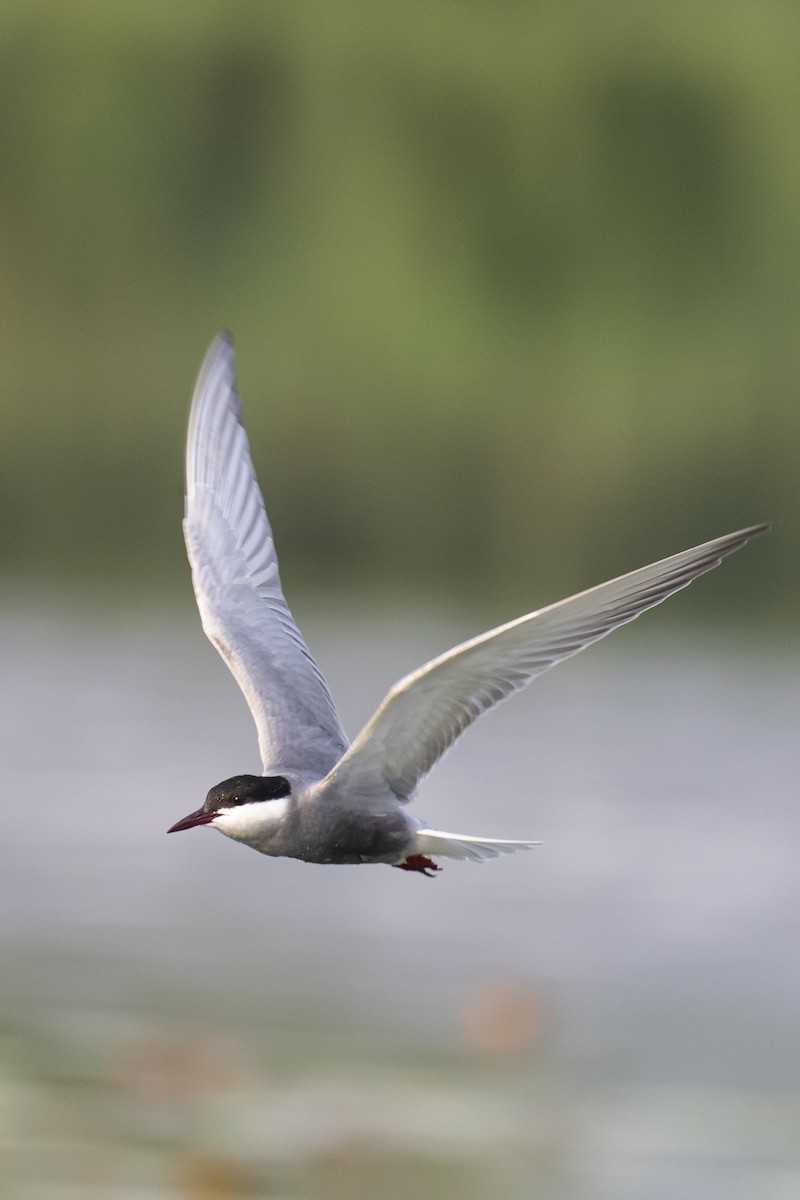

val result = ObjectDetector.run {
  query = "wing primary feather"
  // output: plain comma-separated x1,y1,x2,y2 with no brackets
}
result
184,334,349,776
326,523,768,801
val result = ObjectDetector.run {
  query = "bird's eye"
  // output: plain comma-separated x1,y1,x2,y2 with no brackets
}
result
207,773,291,811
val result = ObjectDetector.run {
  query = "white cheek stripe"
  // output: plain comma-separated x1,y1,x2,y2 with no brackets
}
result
214,797,291,839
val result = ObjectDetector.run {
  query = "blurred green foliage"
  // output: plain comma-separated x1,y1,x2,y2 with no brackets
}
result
0,1,794,614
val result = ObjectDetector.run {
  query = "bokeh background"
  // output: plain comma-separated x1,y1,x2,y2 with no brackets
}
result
0,3,797,1198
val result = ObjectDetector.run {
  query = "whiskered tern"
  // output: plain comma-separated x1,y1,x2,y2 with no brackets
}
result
168,334,768,875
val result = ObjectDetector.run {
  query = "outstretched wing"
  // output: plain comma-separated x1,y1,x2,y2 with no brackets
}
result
183,333,349,775
325,525,768,801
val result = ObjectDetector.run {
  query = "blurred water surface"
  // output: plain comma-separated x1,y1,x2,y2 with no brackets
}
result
0,602,797,1199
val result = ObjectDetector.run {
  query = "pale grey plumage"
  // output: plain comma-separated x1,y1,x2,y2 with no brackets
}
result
325,525,766,803
184,333,348,778
175,333,768,871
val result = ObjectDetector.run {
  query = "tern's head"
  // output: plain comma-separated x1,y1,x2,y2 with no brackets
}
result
167,774,292,843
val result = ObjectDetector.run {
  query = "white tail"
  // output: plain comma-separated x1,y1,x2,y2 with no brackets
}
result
416,828,540,863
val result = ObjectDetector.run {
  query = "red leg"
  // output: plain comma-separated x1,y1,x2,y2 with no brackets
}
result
393,854,442,877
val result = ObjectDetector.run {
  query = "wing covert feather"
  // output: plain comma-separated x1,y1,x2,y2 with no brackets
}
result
326,524,768,799
184,334,348,775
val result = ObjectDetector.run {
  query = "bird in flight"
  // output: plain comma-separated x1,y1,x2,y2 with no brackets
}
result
168,334,768,875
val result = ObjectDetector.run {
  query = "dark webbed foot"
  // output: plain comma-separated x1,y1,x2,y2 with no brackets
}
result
393,854,442,877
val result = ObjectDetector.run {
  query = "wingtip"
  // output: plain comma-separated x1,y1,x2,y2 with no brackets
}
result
724,521,771,555
204,329,234,361
192,332,235,394
740,521,770,539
